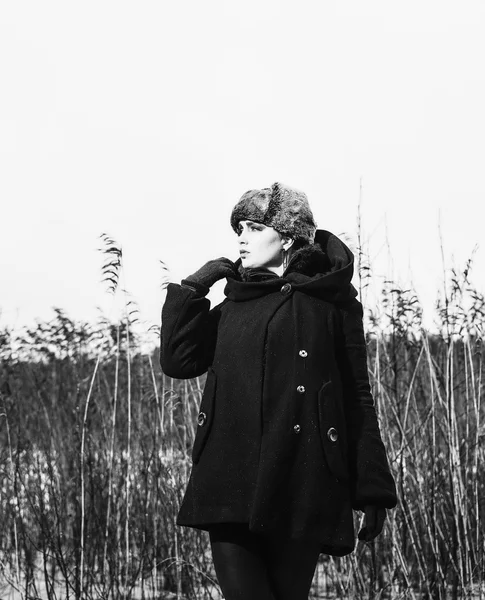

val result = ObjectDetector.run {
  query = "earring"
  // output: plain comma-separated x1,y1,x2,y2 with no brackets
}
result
283,249,289,270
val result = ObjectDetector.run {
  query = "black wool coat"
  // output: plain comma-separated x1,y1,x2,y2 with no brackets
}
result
160,229,397,556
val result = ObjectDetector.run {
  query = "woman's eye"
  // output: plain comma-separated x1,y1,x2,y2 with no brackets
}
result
236,223,261,235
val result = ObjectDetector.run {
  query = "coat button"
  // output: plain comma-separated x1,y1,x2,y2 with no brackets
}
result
299,349,308,357
280,283,292,295
197,412,207,426
293,424,301,434
296,385,305,393
327,427,338,442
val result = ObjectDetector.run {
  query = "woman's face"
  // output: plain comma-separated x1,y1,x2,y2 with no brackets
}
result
236,220,292,270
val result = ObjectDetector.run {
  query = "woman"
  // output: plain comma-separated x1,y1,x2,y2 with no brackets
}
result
160,182,397,600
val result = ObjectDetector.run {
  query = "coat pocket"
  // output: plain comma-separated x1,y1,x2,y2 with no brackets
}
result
192,367,217,464
317,380,349,482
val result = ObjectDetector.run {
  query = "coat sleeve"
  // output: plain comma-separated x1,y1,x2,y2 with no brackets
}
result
160,282,226,379
335,298,397,511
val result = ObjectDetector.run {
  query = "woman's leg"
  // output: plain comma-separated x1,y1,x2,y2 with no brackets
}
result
209,524,274,600
262,534,321,600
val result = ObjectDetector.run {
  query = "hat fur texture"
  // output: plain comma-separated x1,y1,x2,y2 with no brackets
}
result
230,182,317,244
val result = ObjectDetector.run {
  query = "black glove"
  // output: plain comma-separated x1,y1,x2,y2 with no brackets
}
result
182,257,237,294
358,505,387,543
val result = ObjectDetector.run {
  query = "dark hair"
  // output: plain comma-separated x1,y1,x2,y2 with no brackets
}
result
291,238,309,252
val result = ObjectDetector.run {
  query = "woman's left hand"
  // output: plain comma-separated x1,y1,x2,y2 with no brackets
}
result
358,505,387,542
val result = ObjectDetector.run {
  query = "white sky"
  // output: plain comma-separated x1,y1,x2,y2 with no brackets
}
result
1,1,485,338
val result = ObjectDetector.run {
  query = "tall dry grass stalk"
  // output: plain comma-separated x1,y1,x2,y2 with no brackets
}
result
103,320,120,582
79,350,102,598
0,405,20,589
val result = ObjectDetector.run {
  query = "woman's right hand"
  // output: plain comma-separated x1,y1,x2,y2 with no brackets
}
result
183,257,237,290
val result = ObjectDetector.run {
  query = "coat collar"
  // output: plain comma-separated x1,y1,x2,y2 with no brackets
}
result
224,229,358,302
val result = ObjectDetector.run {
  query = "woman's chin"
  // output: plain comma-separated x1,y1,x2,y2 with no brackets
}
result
241,257,253,268
241,259,259,269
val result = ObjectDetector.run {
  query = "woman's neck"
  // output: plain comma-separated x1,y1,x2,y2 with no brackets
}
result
266,264,285,276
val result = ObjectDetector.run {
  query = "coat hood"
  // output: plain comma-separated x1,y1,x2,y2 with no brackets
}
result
224,229,358,303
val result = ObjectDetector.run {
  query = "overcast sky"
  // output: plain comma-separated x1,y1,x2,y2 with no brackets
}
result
1,0,485,338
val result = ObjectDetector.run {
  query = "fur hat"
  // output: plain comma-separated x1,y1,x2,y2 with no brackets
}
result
230,182,317,244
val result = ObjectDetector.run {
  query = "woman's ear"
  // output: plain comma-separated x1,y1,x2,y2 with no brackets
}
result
281,236,294,252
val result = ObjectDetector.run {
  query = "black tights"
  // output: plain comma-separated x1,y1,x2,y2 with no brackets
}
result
208,523,321,600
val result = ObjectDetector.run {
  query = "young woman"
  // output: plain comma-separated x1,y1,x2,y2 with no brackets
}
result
160,182,397,600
